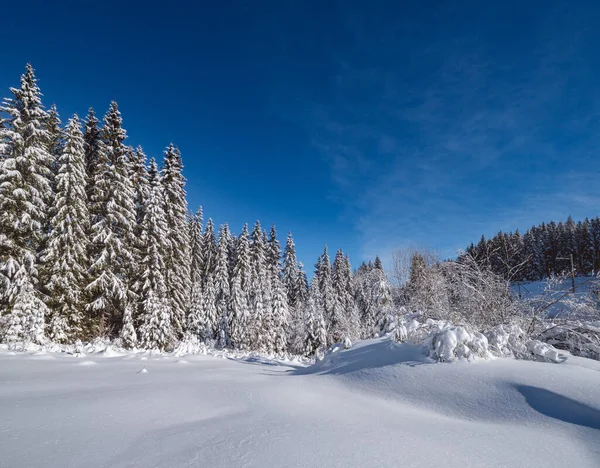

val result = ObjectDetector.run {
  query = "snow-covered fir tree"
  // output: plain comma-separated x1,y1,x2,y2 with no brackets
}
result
0,64,53,328
189,207,203,285
86,101,136,336
296,262,309,305
120,302,137,349
300,276,327,356
228,224,251,349
265,225,288,354
83,108,102,204
44,115,89,342
137,158,173,350
0,265,47,346
315,246,338,345
249,221,270,351
129,146,150,304
201,218,217,286
214,224,231,345
202,274,219,339
46,104,63,170
187,283,207,340
162,144,191,336
282,232,299,309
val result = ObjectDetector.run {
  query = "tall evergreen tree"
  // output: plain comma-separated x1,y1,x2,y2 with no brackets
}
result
137,158,173,350
83,108,102,204
44,115,89,342
282,232,299,309
129,146,150,307
0,64,53,332
85,101,136,336
189,207,204,286
214,224,231,345
229,224,251,348
250,221,270,350
46,104,63,170
296,262,309,306
162,144,191,335
201,218,217,286
300,276,327,356
315,246,337,345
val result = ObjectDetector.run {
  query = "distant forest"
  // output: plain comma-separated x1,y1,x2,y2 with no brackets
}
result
464,216,600,282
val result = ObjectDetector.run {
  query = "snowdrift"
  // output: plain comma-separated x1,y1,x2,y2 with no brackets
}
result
2,334,600,468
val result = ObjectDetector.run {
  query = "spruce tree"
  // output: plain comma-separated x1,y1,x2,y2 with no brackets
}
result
86,102,136,336
120,303,137,349
296,262,309,306
282,232,299,308
0,64,53,331
129,146,150,305
162,144,191,335
202,274,219,339
189,207,203,285
249,221,270,350
187,282,207,339
83,108,102,204
0,265,47,345
44,115,89,342
229,224,251,349
301,276,327,356
201,218,217,286
315,246,337,345
214,224,231,345
46,104,63,171
137,158,173,350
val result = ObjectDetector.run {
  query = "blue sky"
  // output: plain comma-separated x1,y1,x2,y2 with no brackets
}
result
2,0,600,270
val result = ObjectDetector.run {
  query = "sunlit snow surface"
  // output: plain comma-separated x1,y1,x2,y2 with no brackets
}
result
1,338,599,468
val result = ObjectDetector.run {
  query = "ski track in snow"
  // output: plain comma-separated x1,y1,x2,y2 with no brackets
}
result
1,338,599,468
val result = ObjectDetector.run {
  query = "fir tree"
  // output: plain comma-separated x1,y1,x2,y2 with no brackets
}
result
46,104,63,171
282,232,299,308
202,275,218,339
296,262,309,305
137,158,173,350
315,246,337,345
187,282,208,340
129,146,150,305
229,224,251,348
301,276,327,356
44,115,89,342
249,221,270,350
201,218,217,286
120,303,137,349
0,64,53,323
85,102,136,336
189,207,203,285
0,265,47,345
270,274,289,354
162,144,191,335
83,108,102,204
214,224,231,342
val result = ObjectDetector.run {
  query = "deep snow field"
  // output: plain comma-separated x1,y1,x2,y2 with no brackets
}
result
1,338,599,468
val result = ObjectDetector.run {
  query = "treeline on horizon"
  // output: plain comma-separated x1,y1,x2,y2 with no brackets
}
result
464,216,600,282
0,64,395,355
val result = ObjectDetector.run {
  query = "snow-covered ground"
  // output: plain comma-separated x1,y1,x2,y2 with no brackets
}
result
1,338,599,468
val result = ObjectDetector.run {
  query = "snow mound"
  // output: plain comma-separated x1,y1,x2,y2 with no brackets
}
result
138,368,148,374
425,324,491,362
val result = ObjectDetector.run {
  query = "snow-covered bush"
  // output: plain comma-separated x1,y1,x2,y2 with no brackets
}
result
401,253,521,331
538,322,600,360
